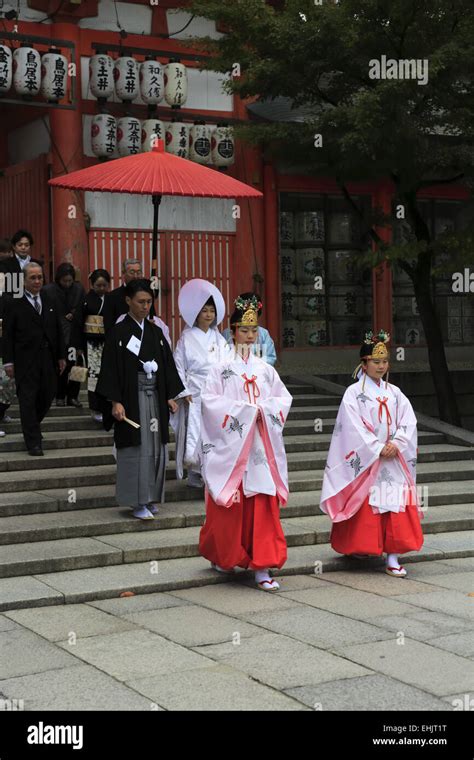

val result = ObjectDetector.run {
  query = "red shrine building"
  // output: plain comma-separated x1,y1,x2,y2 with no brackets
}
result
0,0,472,358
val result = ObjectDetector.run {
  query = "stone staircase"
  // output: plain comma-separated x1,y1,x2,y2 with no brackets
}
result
0,381,473,612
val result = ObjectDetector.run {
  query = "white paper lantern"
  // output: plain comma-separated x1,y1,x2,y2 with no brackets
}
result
89,54,114,100
164,60,187,107
41,48,67,103
189,122,211,164
117,116,141,156
13,45,41,98
211,124,235,167
114,56,139,102
140,58,164,105
165,120,189,158
0,44,12,94
141,119,165,152
91,114,117,158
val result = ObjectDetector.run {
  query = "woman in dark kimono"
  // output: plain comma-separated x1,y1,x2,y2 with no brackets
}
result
96,279,185,520
75,269,111,422
44,262,86,407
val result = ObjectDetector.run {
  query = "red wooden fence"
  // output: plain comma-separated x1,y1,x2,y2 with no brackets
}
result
88,228,235,345
0,154,51,277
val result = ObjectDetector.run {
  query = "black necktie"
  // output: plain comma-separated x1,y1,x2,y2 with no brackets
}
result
33,296,41,314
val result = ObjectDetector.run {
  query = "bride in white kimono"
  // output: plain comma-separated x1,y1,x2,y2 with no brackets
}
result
196,296,293,591
320,330,424,577
171,279,231,487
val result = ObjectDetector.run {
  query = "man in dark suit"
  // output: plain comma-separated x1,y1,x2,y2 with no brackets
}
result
3,263,67,455
104,258,156,333
0,230,42,284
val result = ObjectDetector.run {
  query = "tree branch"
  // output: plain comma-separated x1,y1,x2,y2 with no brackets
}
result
337,181,385,248
417,173,465,189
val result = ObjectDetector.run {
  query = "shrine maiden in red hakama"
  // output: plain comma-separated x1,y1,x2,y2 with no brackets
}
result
196,295,293,590
320,330,424,577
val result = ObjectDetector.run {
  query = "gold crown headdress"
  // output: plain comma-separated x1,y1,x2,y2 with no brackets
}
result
352,329,391,385
232,306,258,327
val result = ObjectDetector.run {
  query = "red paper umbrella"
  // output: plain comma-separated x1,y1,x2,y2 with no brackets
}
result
49,139,263,269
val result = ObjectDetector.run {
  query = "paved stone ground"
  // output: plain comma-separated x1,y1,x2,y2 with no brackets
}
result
0,559,472,711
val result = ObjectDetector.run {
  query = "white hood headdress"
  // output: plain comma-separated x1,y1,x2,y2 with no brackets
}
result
178,278,226,328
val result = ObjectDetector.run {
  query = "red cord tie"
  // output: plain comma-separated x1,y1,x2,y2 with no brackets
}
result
376,396,392,442
242,373,260,404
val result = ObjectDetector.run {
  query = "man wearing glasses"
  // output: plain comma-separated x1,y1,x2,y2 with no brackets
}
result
103,259,157,333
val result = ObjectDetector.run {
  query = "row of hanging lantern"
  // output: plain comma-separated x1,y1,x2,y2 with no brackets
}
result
89,54,187,107
0,45,189,107
0,43,68,102
91,115,234,167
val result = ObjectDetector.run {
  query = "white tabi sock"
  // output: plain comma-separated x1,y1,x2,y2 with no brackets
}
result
386,553,401,569
255,569,272,584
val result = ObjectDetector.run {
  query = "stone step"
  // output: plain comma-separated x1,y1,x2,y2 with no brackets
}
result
1,441,470,476
6,393,339,419
0,456,472,494
0,493,471,546
0,430,114,452
9,382,322,405
282,393,343,406
2,403,342,434
3,475,472,519
0,428,447,454
0,529,471,611
0,511,471,579
7,404,90,418
3,417,107,434
0,414,441,438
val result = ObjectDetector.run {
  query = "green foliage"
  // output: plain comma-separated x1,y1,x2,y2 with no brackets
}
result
188,0,474,272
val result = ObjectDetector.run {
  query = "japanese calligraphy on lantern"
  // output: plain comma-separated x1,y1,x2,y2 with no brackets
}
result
0,45,12,93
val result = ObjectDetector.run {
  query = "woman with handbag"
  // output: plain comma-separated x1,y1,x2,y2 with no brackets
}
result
44,262,86,408
74,269,111,422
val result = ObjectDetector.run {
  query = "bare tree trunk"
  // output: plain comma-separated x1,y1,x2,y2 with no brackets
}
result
411,266,462,426
400,191,462,426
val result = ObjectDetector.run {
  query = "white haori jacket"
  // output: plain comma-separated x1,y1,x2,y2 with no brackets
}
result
195,352,293,507
171,325,232,477
320,375,421,519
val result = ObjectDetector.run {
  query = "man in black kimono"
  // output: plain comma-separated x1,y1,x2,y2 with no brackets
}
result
3,263,66,455
96,279,184,519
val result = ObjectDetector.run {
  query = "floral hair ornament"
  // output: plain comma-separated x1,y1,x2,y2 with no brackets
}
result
234,294,263,313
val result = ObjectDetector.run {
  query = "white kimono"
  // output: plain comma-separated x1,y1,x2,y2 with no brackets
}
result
320,375,420,520
195,352,293,507
171,325,231,478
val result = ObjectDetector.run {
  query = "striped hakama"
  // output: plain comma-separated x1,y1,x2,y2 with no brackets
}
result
116,372,167,508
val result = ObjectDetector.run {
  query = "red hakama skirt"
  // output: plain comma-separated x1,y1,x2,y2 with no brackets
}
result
331,495,423,556
199,483,287,570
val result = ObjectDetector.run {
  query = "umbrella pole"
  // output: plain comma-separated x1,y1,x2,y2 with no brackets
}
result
151,193,162,282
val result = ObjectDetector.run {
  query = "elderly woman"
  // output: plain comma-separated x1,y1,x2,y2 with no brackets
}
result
44,262,86,408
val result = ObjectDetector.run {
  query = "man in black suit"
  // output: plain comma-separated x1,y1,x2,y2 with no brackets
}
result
0,230,42,286
104,258,156,332
3,263,67,455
